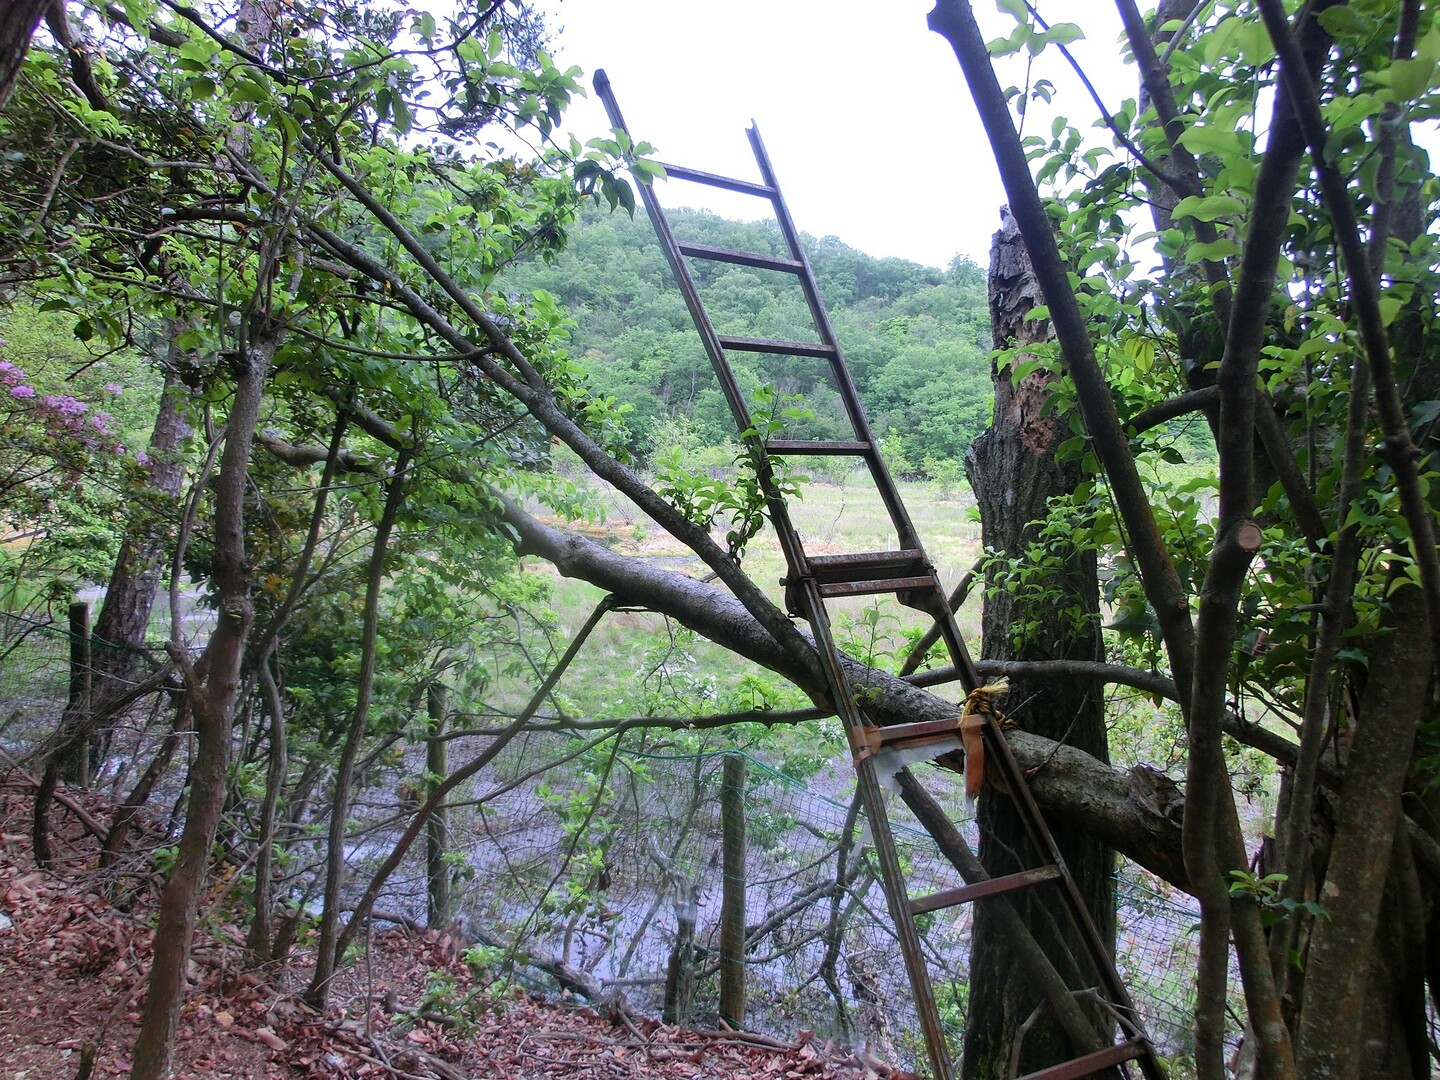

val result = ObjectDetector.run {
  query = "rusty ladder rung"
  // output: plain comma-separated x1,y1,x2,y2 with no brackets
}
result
764,439,873,455
656,161,775,198
807,549,926,579
908,866,1063,916
676,241,804,273
717,334,837,358
818,576,934,599
1014,1039,1149,1080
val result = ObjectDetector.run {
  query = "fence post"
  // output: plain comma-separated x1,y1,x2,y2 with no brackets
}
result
720,752,747,1027
663,886,698,1027
425,680,451,928
66,600,92,786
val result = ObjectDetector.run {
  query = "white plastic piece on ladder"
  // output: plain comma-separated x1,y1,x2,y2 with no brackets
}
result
872,738,962,795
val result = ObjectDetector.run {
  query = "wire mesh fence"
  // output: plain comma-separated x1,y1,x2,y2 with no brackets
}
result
0,610,76,708
380,732,1211,1069
0,607,1211,1070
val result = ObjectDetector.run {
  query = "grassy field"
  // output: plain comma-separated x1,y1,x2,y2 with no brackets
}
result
513,464,985,724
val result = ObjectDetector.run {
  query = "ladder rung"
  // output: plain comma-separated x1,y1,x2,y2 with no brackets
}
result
676,241,803,273
657,162,775,199
718,334,837,358
1014,1039,1149,1080
908,866,1063,915
818,576,933,599
764,440,872,456
848,719,961,763
808,550,926,581
863,717,962,749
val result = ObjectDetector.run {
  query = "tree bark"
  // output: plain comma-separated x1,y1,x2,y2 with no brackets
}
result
128,323,276,1080
0,0,47,111
245,657,287,959
961,211,1114,1078
1296,583,1434,1080
93,367,189,673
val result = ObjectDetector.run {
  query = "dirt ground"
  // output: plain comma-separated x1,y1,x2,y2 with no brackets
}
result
0,779,913,1079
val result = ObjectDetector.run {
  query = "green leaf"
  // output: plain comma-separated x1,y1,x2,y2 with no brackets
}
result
987,25,1030,57
1044,22,1084,46
1176,125,1245,160
1378,57,1438,102
1172,194,1246,222
1185,237,1243,263
392,95,414,134
229,78,269,104
1317,6,1372,37
1235,20,1274,66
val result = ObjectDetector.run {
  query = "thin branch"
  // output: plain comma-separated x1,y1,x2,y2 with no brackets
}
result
1024,2,1195,197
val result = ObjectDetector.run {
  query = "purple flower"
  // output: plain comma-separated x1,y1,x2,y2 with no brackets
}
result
42,394,87,417
103,383,123,395
136,451,151,467
9,384,35,399
91,412,113,432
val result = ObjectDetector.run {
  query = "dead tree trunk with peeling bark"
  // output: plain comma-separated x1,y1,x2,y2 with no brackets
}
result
961,210,1114,1078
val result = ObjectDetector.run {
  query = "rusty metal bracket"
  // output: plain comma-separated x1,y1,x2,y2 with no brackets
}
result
847,724,884,765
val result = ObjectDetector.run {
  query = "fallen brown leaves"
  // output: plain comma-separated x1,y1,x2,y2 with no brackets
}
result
0,781,910,1079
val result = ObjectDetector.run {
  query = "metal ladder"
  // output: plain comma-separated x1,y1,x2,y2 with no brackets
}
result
594,72,1167,1080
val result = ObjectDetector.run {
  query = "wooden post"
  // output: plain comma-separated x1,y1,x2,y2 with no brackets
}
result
425,680,451,928
67,601,92,786
719,753,747,1027
663,889,698,1027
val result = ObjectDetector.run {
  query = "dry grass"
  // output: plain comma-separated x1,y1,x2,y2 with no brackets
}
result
518,469,984,718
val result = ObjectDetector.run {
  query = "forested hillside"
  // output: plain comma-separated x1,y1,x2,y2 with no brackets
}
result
500,208,993,473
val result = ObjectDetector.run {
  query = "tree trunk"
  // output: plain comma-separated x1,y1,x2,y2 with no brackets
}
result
0,0,47,111
88,365,190,777
1296,582,1435,1080
128,323,276,1080
306,450,411,1007
61,599,91,785
93,367,189,668
246,656,287,959
961,210,1114,1078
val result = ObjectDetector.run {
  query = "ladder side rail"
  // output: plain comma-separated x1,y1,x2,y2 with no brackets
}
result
593,73,812,582
745,124,924,552
590,75,1164,1080
798,581,955,1080
938,613,982,691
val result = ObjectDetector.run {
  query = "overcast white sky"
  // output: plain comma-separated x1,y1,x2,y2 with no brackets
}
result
531,1,1130,270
